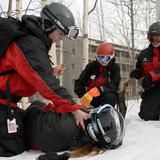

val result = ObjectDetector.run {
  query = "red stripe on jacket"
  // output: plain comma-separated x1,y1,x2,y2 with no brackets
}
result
0,42,78,112
141,48,160,82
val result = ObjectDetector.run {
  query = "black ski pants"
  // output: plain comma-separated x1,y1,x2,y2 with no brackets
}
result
139,85,160,120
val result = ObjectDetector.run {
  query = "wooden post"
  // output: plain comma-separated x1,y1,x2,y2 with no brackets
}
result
156,0,160,21
16,0,22,20
82,0,89,70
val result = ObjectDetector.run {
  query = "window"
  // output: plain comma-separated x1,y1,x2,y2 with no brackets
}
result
72,48,75,54
115,50,120,57
72,79,76,83
122,64,126,72
89,45,97,53
72,63,75,69
122,51,129,58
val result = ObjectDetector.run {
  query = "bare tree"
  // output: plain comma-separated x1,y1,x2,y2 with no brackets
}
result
7,0,13,16
0,0,13,17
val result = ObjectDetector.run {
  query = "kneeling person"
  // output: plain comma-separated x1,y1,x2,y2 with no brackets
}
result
74,42,121,108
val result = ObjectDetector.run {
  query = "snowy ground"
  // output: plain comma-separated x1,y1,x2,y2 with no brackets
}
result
1,99,160,160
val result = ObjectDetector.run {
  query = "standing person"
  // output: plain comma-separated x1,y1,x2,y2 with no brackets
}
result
0,2,89,157
74,42,121,108
130,22,160,121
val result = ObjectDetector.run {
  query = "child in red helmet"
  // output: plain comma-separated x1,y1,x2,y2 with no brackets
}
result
74,42,121,108
96,42,115,66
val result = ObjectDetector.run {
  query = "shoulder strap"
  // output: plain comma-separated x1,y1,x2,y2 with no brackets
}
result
0,69,16,76
0,70,17,120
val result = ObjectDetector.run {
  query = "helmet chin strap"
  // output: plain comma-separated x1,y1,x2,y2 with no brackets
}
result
152,42,160,48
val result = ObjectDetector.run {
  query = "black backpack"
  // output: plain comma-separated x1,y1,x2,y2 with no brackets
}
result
0,16,25,57
0,16,25,120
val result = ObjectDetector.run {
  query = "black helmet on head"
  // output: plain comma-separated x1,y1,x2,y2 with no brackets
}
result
41,2,79,39
85,104,125,149
148,22,160,36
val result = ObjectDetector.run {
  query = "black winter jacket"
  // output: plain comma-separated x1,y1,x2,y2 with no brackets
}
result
74,59,121,98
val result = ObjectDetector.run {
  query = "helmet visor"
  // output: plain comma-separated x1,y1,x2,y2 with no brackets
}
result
109,109,125,146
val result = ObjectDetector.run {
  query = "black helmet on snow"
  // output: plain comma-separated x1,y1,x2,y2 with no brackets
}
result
85,104,125,149
41,2,79,39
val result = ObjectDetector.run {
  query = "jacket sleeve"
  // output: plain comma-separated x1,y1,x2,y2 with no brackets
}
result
149,69,160,82
133,54,142,79
102,62,121,94
14,36,79,112
109,63,121,90
74,63,92,98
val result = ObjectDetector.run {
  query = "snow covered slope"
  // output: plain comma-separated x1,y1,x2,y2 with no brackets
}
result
1,100,160,160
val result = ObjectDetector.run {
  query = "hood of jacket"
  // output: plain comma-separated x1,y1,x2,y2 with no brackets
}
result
21,15,52,50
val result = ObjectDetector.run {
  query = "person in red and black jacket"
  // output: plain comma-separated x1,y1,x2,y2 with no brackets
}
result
0,2,89,157
74,42,121,108
130,22,160,121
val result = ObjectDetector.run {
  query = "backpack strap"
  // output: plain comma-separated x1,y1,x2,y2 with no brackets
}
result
0,69,16,76
0,70,17,120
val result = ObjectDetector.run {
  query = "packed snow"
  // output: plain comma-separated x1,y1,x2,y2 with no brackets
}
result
1,99,160,160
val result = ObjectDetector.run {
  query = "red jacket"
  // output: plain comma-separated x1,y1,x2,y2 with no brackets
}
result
134,44,160,82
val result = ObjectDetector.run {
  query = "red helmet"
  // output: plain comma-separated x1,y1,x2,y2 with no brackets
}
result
96,43,115,62
96,42,115,56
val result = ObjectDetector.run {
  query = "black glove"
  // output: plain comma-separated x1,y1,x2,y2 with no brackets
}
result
37,152,69,160
130,69,141,79
141,74,152,90
98,84,118,94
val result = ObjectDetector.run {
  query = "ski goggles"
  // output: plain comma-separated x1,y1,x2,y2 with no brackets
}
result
96,55,113,62
65,26,79,40
42,6,79,40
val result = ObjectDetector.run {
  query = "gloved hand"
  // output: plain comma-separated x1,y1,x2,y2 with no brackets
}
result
37,152,69,160
142,74,152,90
130,69,141,79
80,87,100,107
